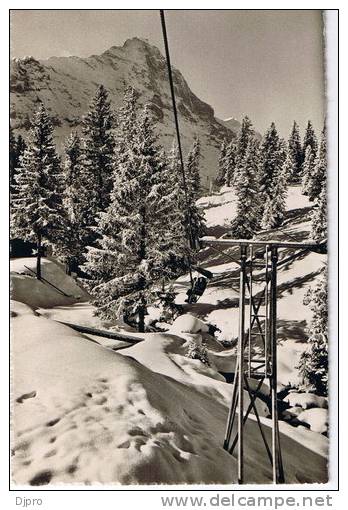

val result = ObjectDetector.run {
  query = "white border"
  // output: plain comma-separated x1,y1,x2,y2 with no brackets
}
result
2,2,341,506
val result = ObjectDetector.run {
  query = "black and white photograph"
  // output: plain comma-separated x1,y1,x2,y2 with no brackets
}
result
9,8,337,488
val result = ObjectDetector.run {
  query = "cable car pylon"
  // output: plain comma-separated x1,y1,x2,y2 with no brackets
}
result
200,237,326,484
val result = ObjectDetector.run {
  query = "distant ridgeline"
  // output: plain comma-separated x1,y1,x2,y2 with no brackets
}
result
10,38,239,183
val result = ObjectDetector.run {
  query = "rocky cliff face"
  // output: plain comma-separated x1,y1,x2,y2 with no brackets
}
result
10,37,239,183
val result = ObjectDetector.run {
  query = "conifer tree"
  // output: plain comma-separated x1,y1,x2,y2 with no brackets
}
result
57,132,99,274
302,120,318,157
233,116,256,184
82,84,115,211
301,121,318,195
156,144,190,279
185,137,205,247
236,116,255,162
216,140,227,186
10,129,26,194
164,141,202,271
16,134,26,160
306,124,327,202
297,268,328,396
186,137,201,197
286,121,303,183
282,152,295,185
83,101,185,332
258,122,281,197
224,141,237,187
11,103,65,279
311,179,327,242
258,123,287,227
115,86,139,148
230,139,261,238
302,146,316,196
261,168,287,229
9,127,17,190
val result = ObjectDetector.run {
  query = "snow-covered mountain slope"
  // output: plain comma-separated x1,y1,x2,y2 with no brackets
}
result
174,185,326,385
10,37,238,182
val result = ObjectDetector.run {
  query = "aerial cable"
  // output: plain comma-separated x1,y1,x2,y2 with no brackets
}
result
159,10,196,287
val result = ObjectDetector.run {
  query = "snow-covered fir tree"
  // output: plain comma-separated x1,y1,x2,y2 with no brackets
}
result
185,137,205,247
164,142,192,273
261,167,288,229
297,267,328,396
216,118,255,189
258,122,283,197
83,99,187,332
233,116,256,184
11,103,65,279
301,121,318,195
224,141,237,187
16,134,27,161
306,124,327,202
186,137,201,197
58,132,99,274
10,127,17,191
311,178,327,242
282,152,295,185
302,120,318,157
286,121,303,183
82,84,115,210
236,116,255,161
10,128,26,195
302,145,317,197
113,86,139,186
215,140,227,186
258,122,287,227
230,139,261,238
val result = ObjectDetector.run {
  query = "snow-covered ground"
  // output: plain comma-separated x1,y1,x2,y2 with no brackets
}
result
197,187,237,228
11,257,89,308
176,185,325,345
10,185,328,485
11,301,328,485
198,185,312,231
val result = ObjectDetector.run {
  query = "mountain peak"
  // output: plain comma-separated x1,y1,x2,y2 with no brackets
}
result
123,37,151,47
103,37,162,60
10,38,238,183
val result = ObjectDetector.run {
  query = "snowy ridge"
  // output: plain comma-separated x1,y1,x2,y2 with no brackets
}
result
10,38,239,182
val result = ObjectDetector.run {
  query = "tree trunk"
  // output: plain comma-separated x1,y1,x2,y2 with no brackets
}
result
36,232,42,280
66,258,72,276
138,304,145,333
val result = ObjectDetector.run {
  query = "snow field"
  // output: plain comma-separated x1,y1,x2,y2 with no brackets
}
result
11,301,328,485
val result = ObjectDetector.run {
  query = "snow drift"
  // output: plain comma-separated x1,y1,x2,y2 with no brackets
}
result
10,257,88,308
11,301,328,485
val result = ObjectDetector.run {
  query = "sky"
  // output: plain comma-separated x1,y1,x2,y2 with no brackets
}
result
10,10,326,137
